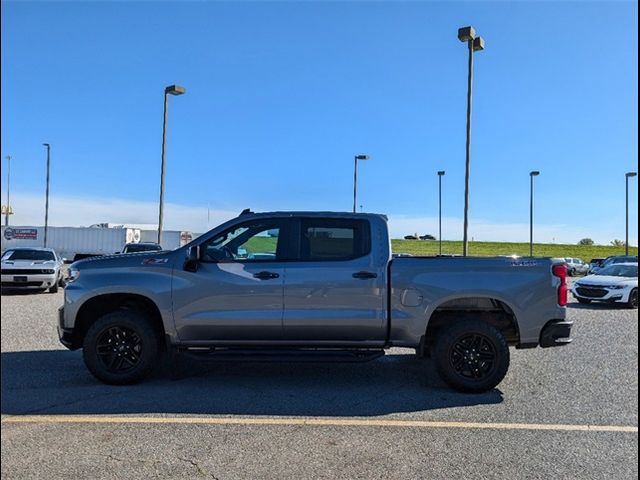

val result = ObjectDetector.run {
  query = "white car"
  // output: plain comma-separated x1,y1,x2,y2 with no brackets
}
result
571,262,638,308
564,257,589,276
1,247,65,293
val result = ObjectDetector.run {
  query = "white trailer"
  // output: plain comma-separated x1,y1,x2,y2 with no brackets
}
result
1,226,141,261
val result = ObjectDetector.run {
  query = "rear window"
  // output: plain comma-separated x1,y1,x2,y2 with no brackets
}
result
300,219,370,261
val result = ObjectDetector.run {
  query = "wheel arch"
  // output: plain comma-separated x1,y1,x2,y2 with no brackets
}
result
73,293,165,349
420,295,521,355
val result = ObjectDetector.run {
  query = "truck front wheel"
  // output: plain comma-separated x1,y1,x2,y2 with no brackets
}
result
433,319,510,393
82,310,162,385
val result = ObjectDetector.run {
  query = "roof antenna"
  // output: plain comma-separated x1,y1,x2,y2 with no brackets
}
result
240,208,252,216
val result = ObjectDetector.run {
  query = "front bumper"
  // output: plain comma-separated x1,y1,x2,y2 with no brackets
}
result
57,306,78,350
1,273,57,289
539,319,573,348
571,285,631,303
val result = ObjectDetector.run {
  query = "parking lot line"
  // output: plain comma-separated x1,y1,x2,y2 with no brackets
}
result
1,415,637,433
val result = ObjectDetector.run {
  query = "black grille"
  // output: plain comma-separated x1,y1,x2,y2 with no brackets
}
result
1,269,55,275
576,287,608,298
1,281,45,287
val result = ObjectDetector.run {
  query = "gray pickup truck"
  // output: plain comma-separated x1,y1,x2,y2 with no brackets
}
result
58,211,572,392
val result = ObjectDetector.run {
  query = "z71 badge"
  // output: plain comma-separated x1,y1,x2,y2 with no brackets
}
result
142,258,169,265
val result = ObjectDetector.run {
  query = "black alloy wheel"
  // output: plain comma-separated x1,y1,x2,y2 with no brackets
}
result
96,325,143,373
448,333,497,381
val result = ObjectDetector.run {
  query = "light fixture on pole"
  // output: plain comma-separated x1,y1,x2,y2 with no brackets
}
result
353,154,369,213
42,144,51,248
437,170,445,255
3,155,11,226
529,170,540,257
158,84,186,245
625,171,637,255
458,26,484,257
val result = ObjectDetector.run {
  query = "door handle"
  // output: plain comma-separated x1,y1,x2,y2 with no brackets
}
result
352,271,377,279
253,271,280,280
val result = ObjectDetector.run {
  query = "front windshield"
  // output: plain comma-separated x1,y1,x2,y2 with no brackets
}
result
2,249,55,261
596,264,638,278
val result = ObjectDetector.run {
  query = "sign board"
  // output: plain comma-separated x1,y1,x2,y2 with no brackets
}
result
3,228,38,240
180,231,193,245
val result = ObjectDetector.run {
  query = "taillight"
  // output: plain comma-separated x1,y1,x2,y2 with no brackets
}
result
552,264,567,306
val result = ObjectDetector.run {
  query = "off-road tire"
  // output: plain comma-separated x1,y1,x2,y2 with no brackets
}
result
433,319,510,393
82,309,162,385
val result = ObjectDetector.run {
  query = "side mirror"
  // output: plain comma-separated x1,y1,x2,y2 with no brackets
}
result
184,245,200,272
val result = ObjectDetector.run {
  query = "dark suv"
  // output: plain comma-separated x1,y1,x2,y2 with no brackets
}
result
121,242,163,254
591,255,638,274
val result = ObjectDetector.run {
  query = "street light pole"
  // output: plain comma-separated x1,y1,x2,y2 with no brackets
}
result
437,170,445,255
626,172,637,255
352,154,369,213
158,84,186,245
42,144,51,248
529,171,540,257
458,26,484,257
4,155,11,226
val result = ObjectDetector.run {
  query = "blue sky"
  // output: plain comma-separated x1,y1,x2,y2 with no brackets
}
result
1,1,638,244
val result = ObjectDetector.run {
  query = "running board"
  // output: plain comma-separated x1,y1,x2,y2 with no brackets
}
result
178,347,385,363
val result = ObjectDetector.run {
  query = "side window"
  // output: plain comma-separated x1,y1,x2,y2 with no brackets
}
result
200,221,282,262
300,219,370,261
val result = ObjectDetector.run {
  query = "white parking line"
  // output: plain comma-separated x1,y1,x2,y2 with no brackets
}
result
1,415,637,433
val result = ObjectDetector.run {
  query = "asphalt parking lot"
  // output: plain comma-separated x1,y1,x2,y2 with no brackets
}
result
1,279,638,480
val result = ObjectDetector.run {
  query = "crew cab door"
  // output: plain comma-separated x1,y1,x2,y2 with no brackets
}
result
282,217,387,343
172,218,294,342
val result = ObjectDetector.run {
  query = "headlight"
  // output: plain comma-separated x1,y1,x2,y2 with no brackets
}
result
42,269,55,274
66,268,80,283
608,285,624,290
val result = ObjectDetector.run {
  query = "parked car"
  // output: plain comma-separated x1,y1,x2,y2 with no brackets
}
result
571,262,638,308
590,255,638,274
564,257,589,276
58,211,571,393
403,235,418,240
419,234,436,240
120,242,163,254
588,258,605,274
1,247,65,293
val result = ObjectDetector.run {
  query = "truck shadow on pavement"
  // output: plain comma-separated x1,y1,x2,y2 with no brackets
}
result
1,350,503,417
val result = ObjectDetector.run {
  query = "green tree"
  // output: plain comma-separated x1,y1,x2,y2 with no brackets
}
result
611,239,626,247
578,238,594,245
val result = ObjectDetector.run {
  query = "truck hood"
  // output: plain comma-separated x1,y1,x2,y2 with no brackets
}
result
71,250,176,270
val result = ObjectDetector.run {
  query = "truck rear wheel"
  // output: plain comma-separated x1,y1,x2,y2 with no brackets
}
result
82,310,162,385
433,319,510,393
